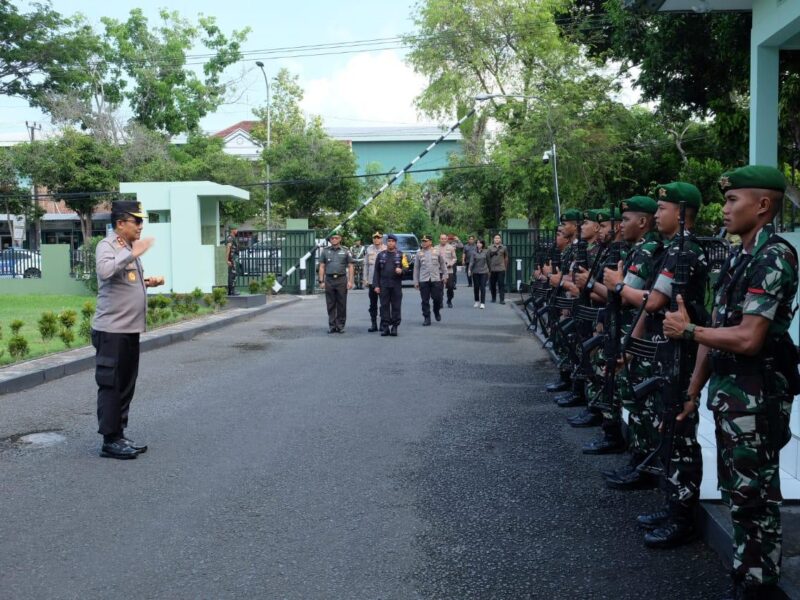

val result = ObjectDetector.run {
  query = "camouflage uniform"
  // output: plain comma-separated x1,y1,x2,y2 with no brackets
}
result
708,224,798,586
648,230,708,509
611,231,664,456
552,241,577,371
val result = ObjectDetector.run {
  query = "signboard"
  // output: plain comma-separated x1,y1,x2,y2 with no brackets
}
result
12,215,25,242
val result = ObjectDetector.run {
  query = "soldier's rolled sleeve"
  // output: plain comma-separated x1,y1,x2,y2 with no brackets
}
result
742,252,794,321
652,272,673,297
96,242,134,281
623,269,647,290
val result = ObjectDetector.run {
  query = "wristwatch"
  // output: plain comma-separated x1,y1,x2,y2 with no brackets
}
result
614,282,625,295
682,323,696,341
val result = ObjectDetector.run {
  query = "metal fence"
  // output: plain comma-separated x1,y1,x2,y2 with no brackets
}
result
0,248,42,278
235,229,318,294
70,247,96,280
500,228,557,291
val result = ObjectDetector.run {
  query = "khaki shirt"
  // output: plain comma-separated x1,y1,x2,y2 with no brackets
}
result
433,243,457,268
319,245,354,276
488,243,508,272
92,232,147,333
413,247,447,284
363,243,386,285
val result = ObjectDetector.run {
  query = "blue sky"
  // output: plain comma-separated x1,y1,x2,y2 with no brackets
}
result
2,0,436,141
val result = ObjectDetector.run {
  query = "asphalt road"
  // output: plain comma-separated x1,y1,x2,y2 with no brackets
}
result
0,281,729,599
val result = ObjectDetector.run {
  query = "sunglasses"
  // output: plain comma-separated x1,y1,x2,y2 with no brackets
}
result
122,216,144,225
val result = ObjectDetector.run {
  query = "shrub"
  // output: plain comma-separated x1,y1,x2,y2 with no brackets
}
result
191,287,204,301
59,327,75,348
202,293,214,307
211,287,227,310
248,281,261,294
38,312,58,341
58,309,78,330
10,319,23,335
78,318,92,341
81,301,95,321
8,334,29,358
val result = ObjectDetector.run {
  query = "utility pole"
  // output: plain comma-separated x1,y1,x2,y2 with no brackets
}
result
25,121,42,250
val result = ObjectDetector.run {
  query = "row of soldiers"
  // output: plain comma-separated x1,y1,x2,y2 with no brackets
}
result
528,166,799,600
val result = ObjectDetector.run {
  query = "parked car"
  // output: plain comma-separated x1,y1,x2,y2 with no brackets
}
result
238,241,282,276
0,248,41,278
382,233,419,282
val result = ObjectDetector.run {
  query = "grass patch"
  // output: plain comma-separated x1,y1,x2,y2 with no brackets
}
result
0,294,214,367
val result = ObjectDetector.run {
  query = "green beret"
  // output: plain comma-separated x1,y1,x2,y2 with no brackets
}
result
584,209,603,223
655,182,702,210
228,223,240,229
560,209,583,223
597,207,622,223
719,165,786,193
620,196,657,215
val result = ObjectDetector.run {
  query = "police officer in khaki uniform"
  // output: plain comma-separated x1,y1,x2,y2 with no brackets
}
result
92,200,164,459
363,232,386,332
413,234,447,325
318,233,354,333
434,234,458,307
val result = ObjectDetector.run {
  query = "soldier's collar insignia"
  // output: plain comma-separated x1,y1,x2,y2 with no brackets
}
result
658,187,667,198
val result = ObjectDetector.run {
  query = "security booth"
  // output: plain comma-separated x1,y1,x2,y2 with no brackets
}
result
118,181,250,293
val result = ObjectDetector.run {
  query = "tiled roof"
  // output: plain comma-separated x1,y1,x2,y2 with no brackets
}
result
213,121,259,139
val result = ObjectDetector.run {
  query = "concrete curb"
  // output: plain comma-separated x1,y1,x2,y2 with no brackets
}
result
0,295,301,396
510,298,799,599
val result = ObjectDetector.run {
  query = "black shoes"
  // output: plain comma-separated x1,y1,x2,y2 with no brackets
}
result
557,393,587,408
381,328,390,337
328,327,338,334
447,301,453,308
100,440,139,460
423,317,431,326
583,436,626,454
546,372,572,393
121,437,148,454
637,508,669,531
644,519,697,549
434,312,441,322
499,300,506,305
605,468,659,490
490,298,496,303
368,321,379,332
568,410,603,428
337,327,345,334
389,325,398,336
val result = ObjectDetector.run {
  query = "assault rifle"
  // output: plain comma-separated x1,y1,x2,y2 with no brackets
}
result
633,201,692,478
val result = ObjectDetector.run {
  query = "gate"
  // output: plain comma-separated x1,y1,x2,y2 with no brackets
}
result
235,229,317,294
499,228,557,291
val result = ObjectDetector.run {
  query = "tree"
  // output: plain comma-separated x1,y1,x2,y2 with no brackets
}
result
43,8,250,140
15,130,123,244
251,68,307,147
0,147,36,247
351,177,433,241
263,120,360,228
0,2,98,107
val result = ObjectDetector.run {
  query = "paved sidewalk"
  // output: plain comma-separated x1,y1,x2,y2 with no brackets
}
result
0,295,300,395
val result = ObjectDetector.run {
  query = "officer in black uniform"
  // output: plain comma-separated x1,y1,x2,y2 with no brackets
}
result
373,233,406,336
318,233,354,333
225,225,240,296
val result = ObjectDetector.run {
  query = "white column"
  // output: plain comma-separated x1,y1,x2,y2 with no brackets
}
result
749,43,780,166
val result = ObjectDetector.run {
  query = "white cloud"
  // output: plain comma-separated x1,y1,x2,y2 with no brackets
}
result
301,51,437,126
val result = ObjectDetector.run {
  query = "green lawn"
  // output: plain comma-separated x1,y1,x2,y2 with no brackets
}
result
0,294,213,366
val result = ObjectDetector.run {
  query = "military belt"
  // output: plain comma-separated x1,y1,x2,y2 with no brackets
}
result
326,273,345,279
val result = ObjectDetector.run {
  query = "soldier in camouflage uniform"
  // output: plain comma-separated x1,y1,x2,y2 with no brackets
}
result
599,197,665,470
544,209,582,394
625,182,709,548
664,166,798,599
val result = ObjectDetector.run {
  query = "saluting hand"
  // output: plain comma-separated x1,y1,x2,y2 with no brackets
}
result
132,237,155,258
663,294,691,339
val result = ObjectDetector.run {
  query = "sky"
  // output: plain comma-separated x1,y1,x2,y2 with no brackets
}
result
2,0,436,142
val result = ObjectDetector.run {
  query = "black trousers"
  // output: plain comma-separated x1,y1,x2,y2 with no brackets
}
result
418,280,443,318
368,284,380,322
325,275,348,329
445,266,456,301
473,272,487,303
379,284,402,328
92,329,140,438
489,270,506,302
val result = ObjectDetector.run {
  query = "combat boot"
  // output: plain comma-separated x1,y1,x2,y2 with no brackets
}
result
368,318,378,332
601,453,644,479
389,325,398,336
557,386,587,408
636,507,670,530
546,370,572,393
423,317,431,326
380,327,390,337
605,467,658,490
643,503,697,549
583,432,626,454
568,410,603,428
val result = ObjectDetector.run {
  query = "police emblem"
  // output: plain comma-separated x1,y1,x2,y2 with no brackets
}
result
128,271,137,282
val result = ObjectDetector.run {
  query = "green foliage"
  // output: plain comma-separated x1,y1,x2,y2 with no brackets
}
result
211,287,228,310
78,318,92,341
191,287,204,301
37,312,58,342
81,301,95,321
58,327,75,348
262,274,277,294
248,281,261,295
351,177,433,240
8,334,29,359
10,320,23,335
251,69,307,147
58,309,78,330
202,293,215,307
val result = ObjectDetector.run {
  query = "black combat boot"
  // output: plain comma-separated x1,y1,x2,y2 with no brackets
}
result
643,503,697,549
719,571,743,600
602,453,644,479
423,317,431,326
368,318,378,332
636,506,670,530
380,327,390,337
546,370,572,393
389,325,398,336
557,385,587,408
583,432,626,454
605,466,658,490
569,409,603,428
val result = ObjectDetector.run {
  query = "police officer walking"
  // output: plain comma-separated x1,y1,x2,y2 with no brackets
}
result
664,166,798,600
225,225,240,296
434,234,458,308
373,233,406,336
363,232,386,332
318,233,354,334
92,200,164,459
413,234,447,326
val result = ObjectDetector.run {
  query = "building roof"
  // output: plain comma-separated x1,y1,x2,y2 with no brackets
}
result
212,122,463,143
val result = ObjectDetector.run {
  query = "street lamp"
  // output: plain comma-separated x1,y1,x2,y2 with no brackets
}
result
255,61,272,231
475,93,561,222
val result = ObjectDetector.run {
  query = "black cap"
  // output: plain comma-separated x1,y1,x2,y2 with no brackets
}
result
112,200,147,218
386,233,397,241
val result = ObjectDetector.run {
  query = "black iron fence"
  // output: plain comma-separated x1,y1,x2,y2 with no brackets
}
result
0,248,42,278
70,247,96,280
234,229,318,294
500,228,557,291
